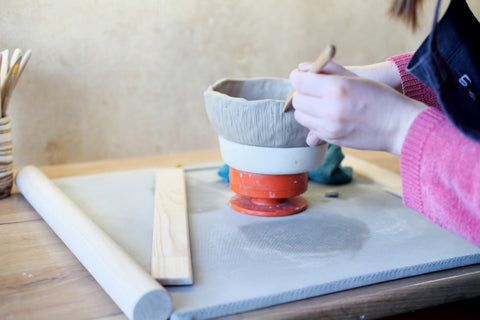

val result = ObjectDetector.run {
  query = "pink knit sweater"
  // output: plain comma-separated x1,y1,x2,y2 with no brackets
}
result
388,53,480,246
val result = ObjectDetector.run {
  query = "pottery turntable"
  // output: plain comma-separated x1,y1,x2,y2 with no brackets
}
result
204,77,327,217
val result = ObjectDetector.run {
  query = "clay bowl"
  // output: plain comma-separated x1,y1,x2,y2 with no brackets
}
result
204,77,309,148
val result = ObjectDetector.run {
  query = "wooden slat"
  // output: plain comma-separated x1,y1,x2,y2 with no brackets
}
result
151,167,193,285
342,154,402,196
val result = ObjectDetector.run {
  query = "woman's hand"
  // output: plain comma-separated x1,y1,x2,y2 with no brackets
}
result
299,60,403,90
290,61,426,155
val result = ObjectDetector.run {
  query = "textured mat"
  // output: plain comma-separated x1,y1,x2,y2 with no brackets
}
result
53,164,480,320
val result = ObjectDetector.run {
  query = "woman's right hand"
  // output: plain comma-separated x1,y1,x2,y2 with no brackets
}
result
299,60,403,90
290,61,426,155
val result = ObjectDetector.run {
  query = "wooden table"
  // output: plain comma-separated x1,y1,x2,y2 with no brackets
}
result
1,149,479,319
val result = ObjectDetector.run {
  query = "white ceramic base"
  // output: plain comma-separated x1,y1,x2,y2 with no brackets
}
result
218,136,327,175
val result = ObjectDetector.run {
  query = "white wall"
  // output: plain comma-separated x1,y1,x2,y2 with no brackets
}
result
1,0,477,167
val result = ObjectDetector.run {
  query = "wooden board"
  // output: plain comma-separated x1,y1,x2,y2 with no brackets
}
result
151,168,193,285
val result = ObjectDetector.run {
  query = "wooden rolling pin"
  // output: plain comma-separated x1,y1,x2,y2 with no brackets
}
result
15,166,173,320
283,45,336,112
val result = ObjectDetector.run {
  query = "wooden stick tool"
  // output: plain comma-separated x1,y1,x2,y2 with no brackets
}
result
151,167,193,285
282,45,336,112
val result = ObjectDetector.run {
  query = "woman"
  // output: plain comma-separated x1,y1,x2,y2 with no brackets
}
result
289,0,480,245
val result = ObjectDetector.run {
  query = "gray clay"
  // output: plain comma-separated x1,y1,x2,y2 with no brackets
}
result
204,78,309,148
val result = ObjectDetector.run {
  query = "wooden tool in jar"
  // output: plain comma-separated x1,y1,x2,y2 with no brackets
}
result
283,45,336,112
0,48,32,117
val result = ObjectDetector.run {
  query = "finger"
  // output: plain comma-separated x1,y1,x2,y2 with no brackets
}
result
291,91,313,111
292,91,341,119
291,92,326,116
320,61,357,77
289,69,340,97
294,108,330,133
306,131,323,146
298,62,312,72
297,60,352,75
294,106,350,143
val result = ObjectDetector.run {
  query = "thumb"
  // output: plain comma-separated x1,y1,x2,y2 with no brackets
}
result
298,60,356,77
298,62,313,72
306,131,323,146
321,61,357,77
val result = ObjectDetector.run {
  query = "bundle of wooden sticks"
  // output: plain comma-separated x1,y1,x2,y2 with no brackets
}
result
0,48,32,118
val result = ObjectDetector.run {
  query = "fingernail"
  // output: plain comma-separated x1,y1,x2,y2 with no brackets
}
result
298,62,312,71
306,132,321,146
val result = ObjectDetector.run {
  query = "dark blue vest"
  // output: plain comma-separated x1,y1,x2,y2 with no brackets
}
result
407,0,480,142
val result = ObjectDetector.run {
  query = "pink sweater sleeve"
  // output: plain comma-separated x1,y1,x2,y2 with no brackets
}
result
388,53,480,246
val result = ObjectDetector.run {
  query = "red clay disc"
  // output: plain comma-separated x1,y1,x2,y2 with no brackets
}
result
229,167,308,199
228,167,309,216
230,194,307,217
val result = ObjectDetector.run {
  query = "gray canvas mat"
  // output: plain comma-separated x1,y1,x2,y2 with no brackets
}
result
53,165,480,320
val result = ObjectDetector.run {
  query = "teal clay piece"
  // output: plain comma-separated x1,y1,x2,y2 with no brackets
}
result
308,145,353,185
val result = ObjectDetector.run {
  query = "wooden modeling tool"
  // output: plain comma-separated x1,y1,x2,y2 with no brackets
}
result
0,50,9,88
0,48,32,117
151,167,193,285
9,48,21,69
282,44,336,112
11,50,32,94
0,50,9,113
1,55,22,116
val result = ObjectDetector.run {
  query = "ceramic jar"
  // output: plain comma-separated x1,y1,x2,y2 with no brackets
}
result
0,116,13,199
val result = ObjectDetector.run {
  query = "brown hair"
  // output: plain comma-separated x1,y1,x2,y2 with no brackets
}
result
389,0,425,30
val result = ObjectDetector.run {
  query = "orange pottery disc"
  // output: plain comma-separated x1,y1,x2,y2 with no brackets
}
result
228,167,309,217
